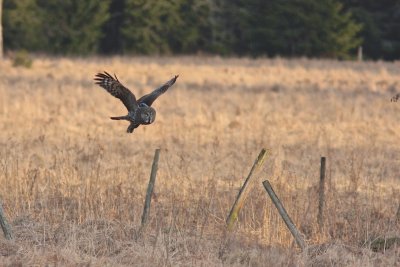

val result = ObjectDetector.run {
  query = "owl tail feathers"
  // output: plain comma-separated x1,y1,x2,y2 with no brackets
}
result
110,115,129,121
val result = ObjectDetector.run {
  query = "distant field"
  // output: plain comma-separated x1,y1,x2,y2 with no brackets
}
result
0,56,399,266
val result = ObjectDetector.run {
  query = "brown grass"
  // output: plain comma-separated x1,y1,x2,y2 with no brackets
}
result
0,56,399,266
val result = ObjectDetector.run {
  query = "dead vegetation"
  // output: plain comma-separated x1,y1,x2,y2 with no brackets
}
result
0,56,399,266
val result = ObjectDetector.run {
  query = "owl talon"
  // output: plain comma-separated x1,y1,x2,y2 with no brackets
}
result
127,123,139,133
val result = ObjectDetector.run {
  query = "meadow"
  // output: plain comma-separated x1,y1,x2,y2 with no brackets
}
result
0,56,399,266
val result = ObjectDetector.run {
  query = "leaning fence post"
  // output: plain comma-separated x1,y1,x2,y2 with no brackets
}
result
0,200,13,240
226,148,268,230
262,180,306,251
317,157,326,231
141,149,160,228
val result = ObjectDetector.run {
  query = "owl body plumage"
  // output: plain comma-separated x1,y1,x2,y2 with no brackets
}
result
94,71,178,133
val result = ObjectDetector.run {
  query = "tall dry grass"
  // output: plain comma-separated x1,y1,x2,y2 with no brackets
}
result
0,56,399,266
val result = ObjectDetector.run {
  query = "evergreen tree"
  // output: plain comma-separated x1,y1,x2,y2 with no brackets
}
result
3,0,44,51
122,0,211,54
0,0,3,58
341,0,400,59
209,0,249,55
243,0,362,58
169,0,212,53
122,0,179,54
100,0,125,54
4,0,110,54
37,0,110,55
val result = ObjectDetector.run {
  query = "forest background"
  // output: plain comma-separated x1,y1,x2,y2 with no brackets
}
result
2,0,400,60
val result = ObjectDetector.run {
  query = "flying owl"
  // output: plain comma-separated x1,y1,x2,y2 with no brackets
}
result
94,71,179,133
391,93,399,102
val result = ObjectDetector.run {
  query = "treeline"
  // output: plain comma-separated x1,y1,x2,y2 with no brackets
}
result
3,0,400,59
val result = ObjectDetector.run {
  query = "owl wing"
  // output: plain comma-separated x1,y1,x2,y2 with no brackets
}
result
137,75,179,107
94,71,138,112
391,93,399,102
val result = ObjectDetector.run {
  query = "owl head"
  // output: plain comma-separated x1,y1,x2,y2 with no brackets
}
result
140,106,156,124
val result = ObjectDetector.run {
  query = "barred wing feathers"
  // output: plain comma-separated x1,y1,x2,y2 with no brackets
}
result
94,72,138,112
138,75,179,106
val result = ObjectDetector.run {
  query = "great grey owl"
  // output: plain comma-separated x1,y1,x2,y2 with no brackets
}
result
94,71,179,133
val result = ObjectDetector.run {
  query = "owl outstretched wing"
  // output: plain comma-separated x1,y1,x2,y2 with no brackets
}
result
391,93,399,102
137,75,179,106
94,71,138,112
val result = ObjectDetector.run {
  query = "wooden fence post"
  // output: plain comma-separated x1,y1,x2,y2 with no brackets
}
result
226,148,268,230
262,180,306,251
0,200,13,240
317,157,326,231
141,149,160,228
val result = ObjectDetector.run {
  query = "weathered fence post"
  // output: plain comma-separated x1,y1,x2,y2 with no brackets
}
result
262,180,306,251
317,157,326,231
141,149,160,228
0,200,13,240
226,149,268,230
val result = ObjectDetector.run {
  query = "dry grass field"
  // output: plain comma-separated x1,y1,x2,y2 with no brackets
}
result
0,56,399,266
